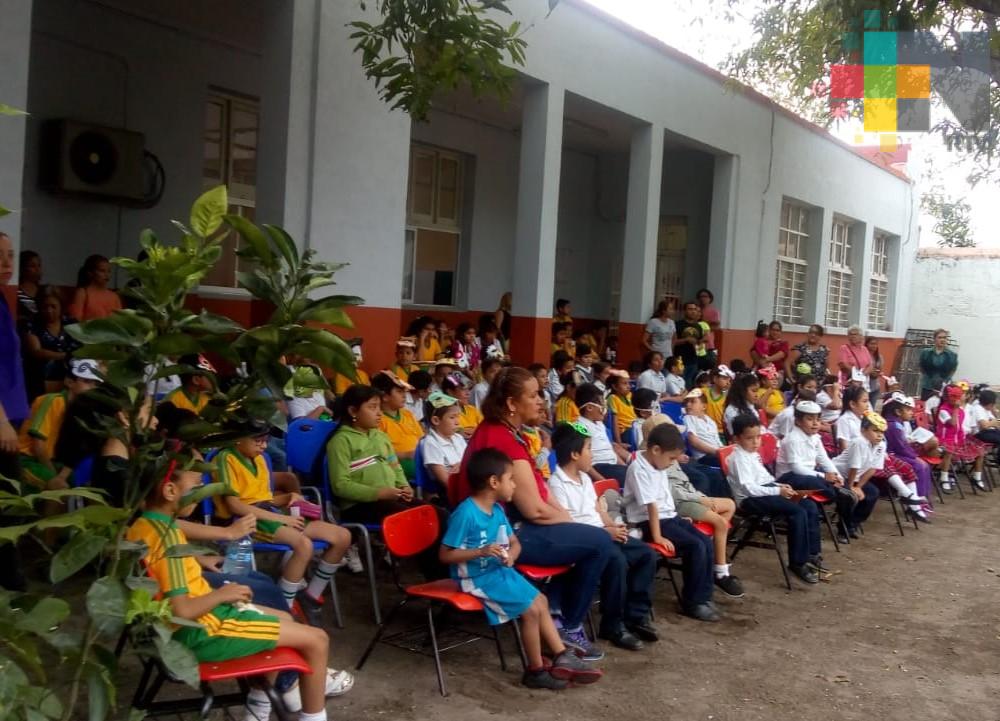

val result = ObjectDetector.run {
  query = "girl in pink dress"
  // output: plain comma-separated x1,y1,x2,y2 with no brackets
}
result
935,384,987,493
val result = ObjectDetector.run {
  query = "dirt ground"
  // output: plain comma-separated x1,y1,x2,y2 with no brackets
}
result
313,488,1000,721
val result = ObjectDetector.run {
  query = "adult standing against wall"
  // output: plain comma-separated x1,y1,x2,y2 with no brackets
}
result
16,250,41,329
68,254,122,321
786,324,829,380
452,367,613,659
494,291,512,351
695,289,720,365
836,325,872,385
918,329,958,401
642,300,676,358
673,301,705,389
0,233,29,590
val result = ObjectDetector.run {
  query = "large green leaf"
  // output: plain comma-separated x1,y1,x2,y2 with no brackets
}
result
262,224,299,266
66,317,149,346
189,185,228,238
184,311,244,335
86,577,128,637
178,481,233,510
0,522,39,544
50,532,107,583
154,636,199,688
299,297,355,328
149,333,201,356
19,597,70,634
226,214,274,266
0,205,10,219
87,664,109,721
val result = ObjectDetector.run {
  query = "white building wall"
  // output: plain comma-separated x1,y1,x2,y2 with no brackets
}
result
908,250,1000,383
0,0,32,246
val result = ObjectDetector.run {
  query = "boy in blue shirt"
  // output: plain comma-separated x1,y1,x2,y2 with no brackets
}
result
440,448,602,689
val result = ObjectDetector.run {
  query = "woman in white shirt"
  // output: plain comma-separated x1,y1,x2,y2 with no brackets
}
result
636,351,668,397
642,300,676,357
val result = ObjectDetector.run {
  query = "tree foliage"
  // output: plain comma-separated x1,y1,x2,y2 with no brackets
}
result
724,0,999,184
922,184,976,246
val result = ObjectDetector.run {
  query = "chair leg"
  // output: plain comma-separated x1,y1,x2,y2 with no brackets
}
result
510,618,529,672
198,682,214,720
887,496,904,537
728,515,759,563
426,604,447,696
356,597,408,670
130,662,155,709
954,470,966,499
766,520,791,591
342,523,381,624
265,680,295,721
328,575,344,629
585,606,597,642
492,624,507,672
931,475,945,504
663,562,682,605
817,504,840,552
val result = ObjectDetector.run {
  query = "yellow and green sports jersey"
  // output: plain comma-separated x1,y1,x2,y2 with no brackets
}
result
607,393,636,435
213,448,271,518
554,397,580,424
458,403,483,432
17,391,68,459
127,511,213,601
162,387,210,414
379,408,424,455
334,368,371,395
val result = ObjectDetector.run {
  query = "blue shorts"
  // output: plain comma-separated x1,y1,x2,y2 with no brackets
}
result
459,566,538,626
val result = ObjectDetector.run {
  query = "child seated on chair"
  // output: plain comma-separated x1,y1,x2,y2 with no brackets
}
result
554,371,582,424
130,454,352,721
935,383,987,493
404,369,433,423
441,372,483,438
623,423,720,623
373,370,424,478
214,418,352,624
756,364,785,423
682,389,723,463
629,388,664,450
421,392,468,498
575,383,630,486
471,358,502,410
439,448,602,689
547,423,657,652
636,351,669,399
726,413,824,585
606,370,637,445
390,336,418,381
161,354,215,414
702,365,734,434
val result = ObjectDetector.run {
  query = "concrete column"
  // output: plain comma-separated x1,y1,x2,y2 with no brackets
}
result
510,82,564,365
0,0,33,282
706,154,740,358
852,222,872,330
615,124,664,365
804,207,832,327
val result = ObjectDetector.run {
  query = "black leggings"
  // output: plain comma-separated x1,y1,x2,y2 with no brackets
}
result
341,498,449,579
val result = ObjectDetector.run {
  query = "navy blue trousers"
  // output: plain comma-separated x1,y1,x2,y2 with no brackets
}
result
598,537,657,633
740,495,820,567
638,516,714,607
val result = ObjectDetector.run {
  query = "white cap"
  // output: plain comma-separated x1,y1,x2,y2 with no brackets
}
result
716,364,736,379
794,400,822,415
888,391,915,408
850,367,867,384
70,358,102,382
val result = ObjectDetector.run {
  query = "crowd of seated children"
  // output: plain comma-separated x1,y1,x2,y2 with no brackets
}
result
574,383,630,485
440,372,482,438
439,447,602,688
430,358,458,393
726,413,825,584
967,389,1000,464
623,423,720,622
372,371,424,479
547,423,657,651
421,391,468,500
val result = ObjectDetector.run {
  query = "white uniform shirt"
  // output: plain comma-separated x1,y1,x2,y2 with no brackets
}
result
470,381,489,411
637,370,667,396
405,392,425,423
964,402,994,434
684,414,720,459
833,436,886,478
816,390,840,424
776,426,839,479
577,416,617,466
726,445,780,504
769,406,795,439
286,392,326,420
665,373,686,396
421,429,467,472
547,368,564,399
548,467,603,528
835,411,863,446
624,451,676,523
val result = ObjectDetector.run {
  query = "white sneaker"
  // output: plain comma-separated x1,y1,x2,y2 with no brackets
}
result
345,544,364,574
973,479,987,491
240,696,272,721
280,668,355,712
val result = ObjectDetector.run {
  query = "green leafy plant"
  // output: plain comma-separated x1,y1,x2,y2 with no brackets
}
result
0,185,360,720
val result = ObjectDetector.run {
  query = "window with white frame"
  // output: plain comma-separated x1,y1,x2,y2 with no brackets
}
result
868,231,891,330
773,200,810,324
200,90,259,289
825,218,854,328
403,144,464,306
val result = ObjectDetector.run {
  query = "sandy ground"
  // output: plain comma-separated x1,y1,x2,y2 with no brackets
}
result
135,483,1000,721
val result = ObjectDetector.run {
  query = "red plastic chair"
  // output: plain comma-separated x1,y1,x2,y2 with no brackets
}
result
758,433,779,469
592,478,619,498
646,540,683,603
355,505,521,696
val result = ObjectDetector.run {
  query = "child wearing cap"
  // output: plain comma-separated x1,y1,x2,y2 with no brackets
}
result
333,339,371,395
161,354,214,414
702,365,734,434
17,358,102,488
431,358,459,393
390,337,418,382
372,371,425,478
421,391,468,496
214,419,354,623
770,375,819,440
441,372,483,438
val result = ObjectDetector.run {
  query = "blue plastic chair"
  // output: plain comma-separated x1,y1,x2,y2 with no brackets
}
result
67,455,97,511
286,417,339,481
604,410,616,442
660,400,685,426
412,438,431,500
622,427,637,451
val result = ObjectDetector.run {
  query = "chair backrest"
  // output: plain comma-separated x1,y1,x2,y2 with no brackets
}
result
759,432,778,468
717,445,736,477
758,408,770,428
604,411,616,441
71,455,96,487
660,400,685,425
412,438,430,496
382,504,440,558
286,417,339,477
622,426,637,451
592,478,618,498
548,450,557,473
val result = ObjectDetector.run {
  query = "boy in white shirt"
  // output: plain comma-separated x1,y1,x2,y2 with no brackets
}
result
421,392,468,498
725,414,823,584
548,424,657,650
832,411,884,539
682,389,722,461
623,423,719,622
575,383,631,486
471,358,502,411
967,390,1000,465
663,356,687,401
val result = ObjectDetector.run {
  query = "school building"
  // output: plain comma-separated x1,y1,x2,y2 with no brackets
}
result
0,0,918,373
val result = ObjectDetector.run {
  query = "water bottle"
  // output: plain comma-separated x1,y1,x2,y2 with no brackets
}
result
222,534,254,575
495,525,510,562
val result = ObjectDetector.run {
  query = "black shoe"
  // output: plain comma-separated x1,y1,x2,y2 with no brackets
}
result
847,527,860,540
624,620,659,642
807,555,830,572
522,668,569,690
907,508,932,524
295,591,324,627
836,532,850,545
598,628,644,651
682,603,720,622
789,564,819,584
714,574,745,598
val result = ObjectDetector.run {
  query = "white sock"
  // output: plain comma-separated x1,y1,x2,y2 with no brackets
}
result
886,474,912,497
279,576,300,607
299,710,328,721
939,471,950,483
714,563,730,578
243,689,271,721
305,560,339,601
973,471,982,481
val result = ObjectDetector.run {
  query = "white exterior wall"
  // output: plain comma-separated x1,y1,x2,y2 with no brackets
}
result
908,250,1000,383
0,0,33,246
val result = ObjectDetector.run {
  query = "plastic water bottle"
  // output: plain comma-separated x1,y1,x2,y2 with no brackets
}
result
495,525,510,562
222,535,254,575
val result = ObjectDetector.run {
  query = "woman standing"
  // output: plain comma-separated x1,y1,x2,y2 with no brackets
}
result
918,329,958,401
16,250,41,329
642,300,676,358
25,286,81,396
695,289,720,365
68,254,121,321
865,336,883,400
453,368,614,660
837,325,872,385
786,324,829,380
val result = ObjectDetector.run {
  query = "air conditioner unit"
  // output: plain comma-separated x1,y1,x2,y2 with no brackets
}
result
40,120,147,203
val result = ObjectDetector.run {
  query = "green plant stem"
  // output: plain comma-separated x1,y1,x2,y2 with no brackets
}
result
60,620,98,721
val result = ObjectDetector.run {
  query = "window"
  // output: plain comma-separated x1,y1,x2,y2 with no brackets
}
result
868,231,891,330
825,218,854,328
403,144,464,305
200,91,259,289
773,200,810,324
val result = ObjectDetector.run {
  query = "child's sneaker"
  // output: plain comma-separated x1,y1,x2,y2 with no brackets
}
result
714,574,745,598
558,626,604,661
344,544,364,573
522,668,569,690
549,651,603,684
239,690,271,721
280,668,355,712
